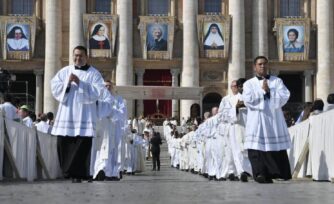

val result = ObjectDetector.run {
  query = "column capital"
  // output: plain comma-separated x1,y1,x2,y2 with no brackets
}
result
33,69,44,76
304,70,314,76
135,68,145,76
170,68,180,76
270,69,280,76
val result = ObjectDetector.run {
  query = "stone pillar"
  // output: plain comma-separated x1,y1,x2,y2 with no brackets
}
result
252,0,268,58
34,69,43,115
43,0,62,114
69,0,86,63
180,0,199,119
116,0,134,117
35,0,42,19
136,69,145,117
170,0,176,16
304,70,313,102
171,69,180,119
228,0,245,92
316,0,334,102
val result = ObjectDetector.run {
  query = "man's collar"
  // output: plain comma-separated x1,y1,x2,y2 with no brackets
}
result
256,74,270,80
75,64,90,71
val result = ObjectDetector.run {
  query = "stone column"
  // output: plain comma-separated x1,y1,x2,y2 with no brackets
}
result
69,0,86,63
171,69,180,119
116,0,134,117
316,0,334,102
34,69,43,115
304,70,313,102
43,0,62,114
170,0,176,16
180,0,199,119
252,0,268,58
35,0,42,19
136,69,145,117
228,0,245,92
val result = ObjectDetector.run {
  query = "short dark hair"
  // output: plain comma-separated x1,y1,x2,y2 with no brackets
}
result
73,45,88,56
327,93,334,104
237,78,247,87
46,112,54,120
3,93,12,102
312,99,324,111
253,56,268,65
287,28,299,39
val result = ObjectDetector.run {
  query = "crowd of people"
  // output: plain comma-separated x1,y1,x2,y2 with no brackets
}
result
2,49,334,185
0,93,54,132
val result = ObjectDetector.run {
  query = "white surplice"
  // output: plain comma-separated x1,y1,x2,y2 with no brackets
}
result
0,102,19,120
35,121,52,134
242,76,291,151
51,65,105,137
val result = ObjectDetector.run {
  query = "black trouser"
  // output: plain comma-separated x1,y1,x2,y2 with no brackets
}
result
248,149,291,180
152,151,160,170
57,136,92,179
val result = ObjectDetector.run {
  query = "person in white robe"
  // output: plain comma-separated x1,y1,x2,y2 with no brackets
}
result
325,93,334,111
0,93,19,121
35,113,52,134
51,46,105,183
218,80,252,182
90,81,116,180
243,56,291,184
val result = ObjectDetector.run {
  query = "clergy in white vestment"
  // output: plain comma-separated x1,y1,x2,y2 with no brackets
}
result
90,81,117,180
0,93,19,121
35,113,52,134
218,80,252,182
51,46,105,183
243,56,291,184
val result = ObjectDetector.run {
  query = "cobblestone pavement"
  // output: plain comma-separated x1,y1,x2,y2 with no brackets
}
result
1,143,334,204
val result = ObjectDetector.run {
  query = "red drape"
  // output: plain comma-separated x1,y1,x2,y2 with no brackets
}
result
143,70,172,118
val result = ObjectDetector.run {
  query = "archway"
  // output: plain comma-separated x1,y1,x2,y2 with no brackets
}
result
202,92,222,114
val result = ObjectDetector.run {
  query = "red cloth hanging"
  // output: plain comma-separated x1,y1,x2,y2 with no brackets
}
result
143,70,172,118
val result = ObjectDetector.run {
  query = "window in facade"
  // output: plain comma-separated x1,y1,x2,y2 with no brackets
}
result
11,0,34,15
95,0,111,13
204,0,222,15
280,0,301,17
148,0,169,16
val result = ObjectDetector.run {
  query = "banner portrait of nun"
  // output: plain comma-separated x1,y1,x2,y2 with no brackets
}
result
6,24,30,51
203,23,224,50
89,23,111,49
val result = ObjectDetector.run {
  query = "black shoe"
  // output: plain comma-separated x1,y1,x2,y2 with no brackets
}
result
240,172,248,182
255,174,267,184
218,178,226,181
87,178,93,183
131,172,135,175
228,174,236,181
119,172,123,179
72,178,82,183
208,176,214,181
96,170,106,181
214,177,219,181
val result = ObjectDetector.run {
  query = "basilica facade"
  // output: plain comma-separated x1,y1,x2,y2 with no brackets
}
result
0,0,333,120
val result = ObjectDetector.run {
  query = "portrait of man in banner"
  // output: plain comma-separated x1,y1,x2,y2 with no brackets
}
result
89,23,111,50
203,23,224,50
6,24,30,51
283,25,304,53
146,24,168,51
